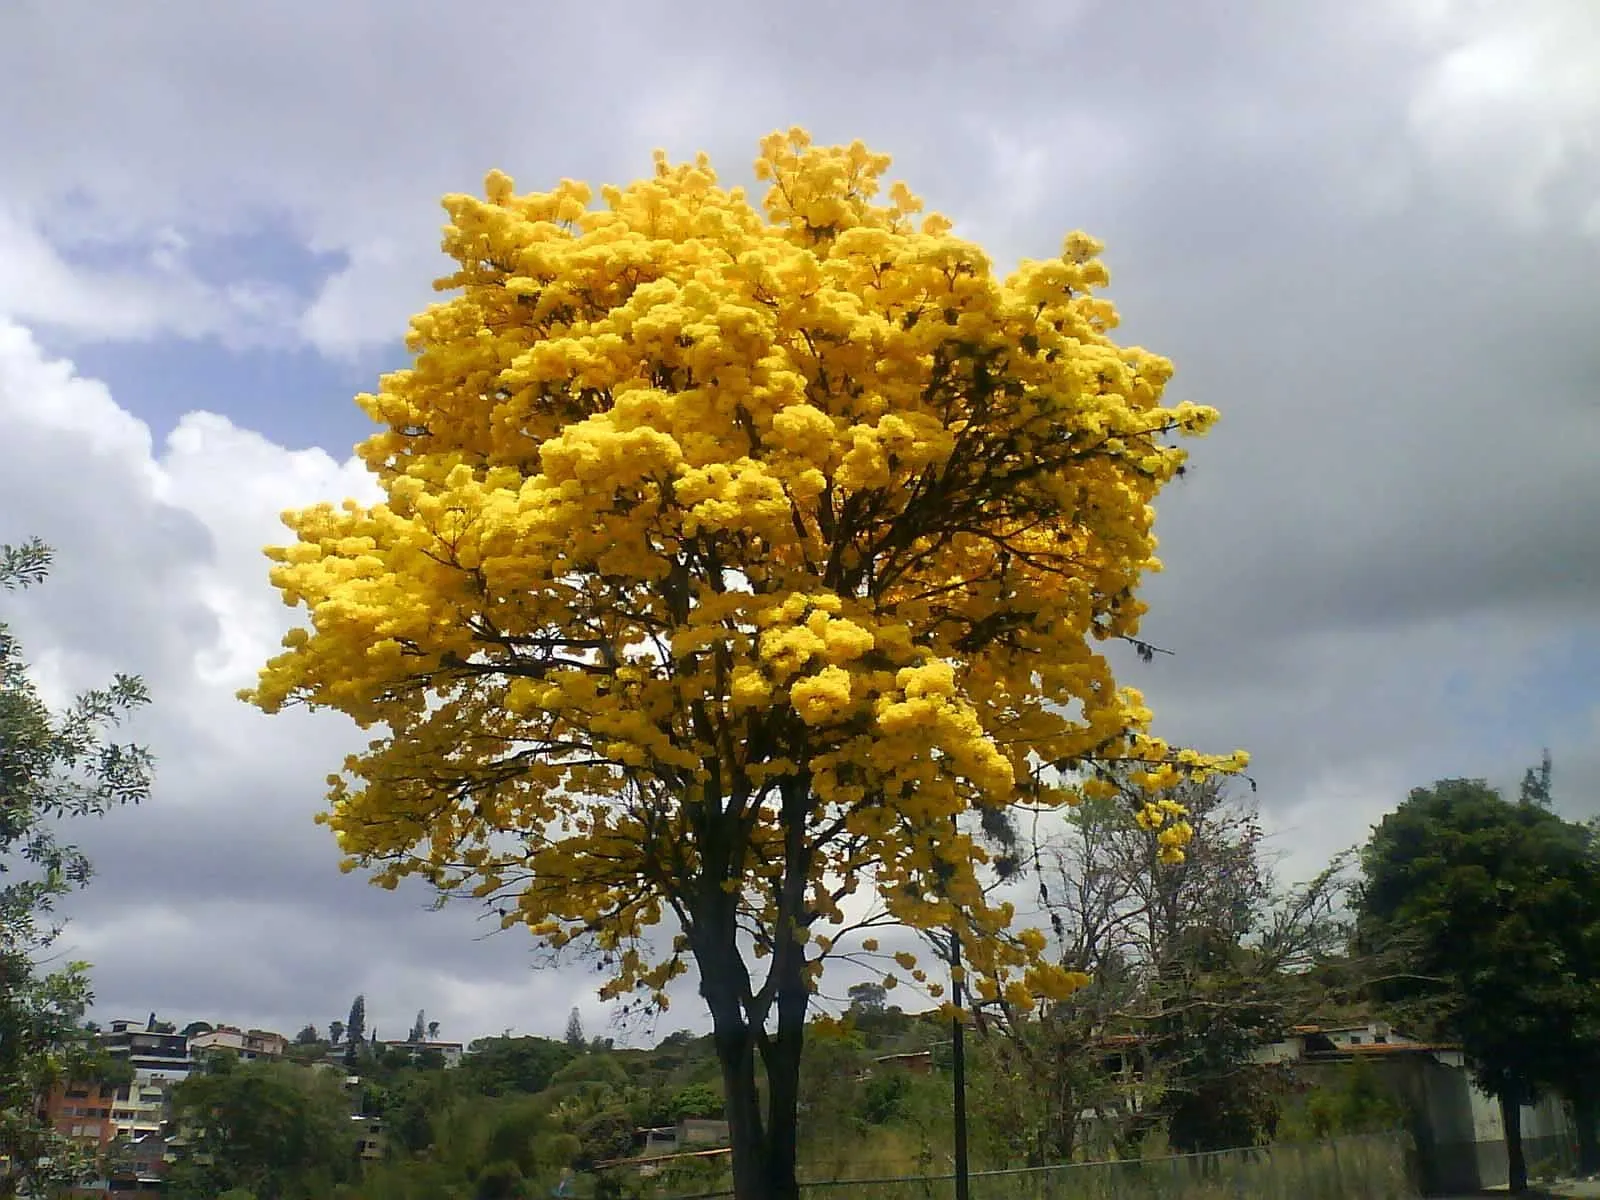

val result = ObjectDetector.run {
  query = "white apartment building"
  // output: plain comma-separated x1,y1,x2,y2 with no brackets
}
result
377,1039,466,1068
101,1019,194,1138
190,1025,289,1062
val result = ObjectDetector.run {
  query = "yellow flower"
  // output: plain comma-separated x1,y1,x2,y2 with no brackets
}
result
790,666,854,725
243,130,1241,1062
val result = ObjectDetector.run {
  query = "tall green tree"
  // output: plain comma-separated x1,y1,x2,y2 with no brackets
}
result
345,994,366,1067
1,538,152,1199
1358,774,1600,1193
166,1061,357,1200
460,1035,575,1097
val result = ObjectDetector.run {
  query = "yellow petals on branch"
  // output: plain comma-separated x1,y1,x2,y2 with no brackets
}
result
791,666,854,725
241,129,1241,1019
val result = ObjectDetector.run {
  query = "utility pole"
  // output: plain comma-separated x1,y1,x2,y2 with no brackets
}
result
950,922,970,1200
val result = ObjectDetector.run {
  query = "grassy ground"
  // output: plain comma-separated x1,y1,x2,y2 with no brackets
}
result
635,1133,1416,1199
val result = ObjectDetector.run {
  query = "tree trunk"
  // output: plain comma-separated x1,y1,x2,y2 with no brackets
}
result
700,935,807,1200
707,977,773,1200
759,964,807,1200
1501,1089,1528,1193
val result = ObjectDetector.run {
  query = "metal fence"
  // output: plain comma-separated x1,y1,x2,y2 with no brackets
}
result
665,1133,1416,1200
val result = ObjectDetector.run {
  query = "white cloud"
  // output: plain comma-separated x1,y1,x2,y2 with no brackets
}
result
1407,0,1600,234
0,209,300,346
0,320,613,1043
2,0,1593,356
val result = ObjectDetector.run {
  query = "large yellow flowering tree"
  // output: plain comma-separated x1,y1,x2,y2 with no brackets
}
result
246,130,1244,1199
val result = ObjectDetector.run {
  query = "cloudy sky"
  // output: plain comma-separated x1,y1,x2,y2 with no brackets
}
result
1,0,1595,1049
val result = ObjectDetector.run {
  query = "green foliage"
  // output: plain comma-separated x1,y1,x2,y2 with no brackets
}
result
860,1068,913,1125
982,774,1353,1160
166,1061,357,1200
846,981,887,1014
1,537,153,1199
286,1039,333,1065
462,1035,576,1097
345,995,367,1068
668,1081,723,1120
547,1050,631,1118
1279,1060,1406,1141
1358,775,1600,1104
473,1160,523,1200
575,1108,635,1169
381,1069,459,1154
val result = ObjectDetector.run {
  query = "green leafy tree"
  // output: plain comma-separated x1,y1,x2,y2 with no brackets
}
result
474,1159,524,1200
845,982,887,1016
1278,1058,1404,1141
793,1023,869,1167
1519,750,1552,807
1,538,153,1199
329,1019,345,1046
564,1007,585,1049
410,1009,427,1043
166,1061,357,1200
295,1022,320,1045
463,1036,577,1097
345,994,366,1067
574,1109,635,1170
670,1081,724,1120
1358,775,1600,1193
381,1069,459,1154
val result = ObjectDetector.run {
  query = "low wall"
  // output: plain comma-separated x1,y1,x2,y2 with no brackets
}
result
1298,1056,1575,1194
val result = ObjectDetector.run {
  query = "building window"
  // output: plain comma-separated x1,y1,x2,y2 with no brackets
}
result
1349,1035,1362,1045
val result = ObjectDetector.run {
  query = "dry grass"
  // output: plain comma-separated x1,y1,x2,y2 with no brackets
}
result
652,1134,1416,1200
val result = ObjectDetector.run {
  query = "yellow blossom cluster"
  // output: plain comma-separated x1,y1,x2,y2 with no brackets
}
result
243,129,1245,1016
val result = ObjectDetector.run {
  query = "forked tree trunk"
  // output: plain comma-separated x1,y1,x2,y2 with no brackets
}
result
1501,1089,1529,1193
710,1003,777,1200
696,774,814,1200
700,935,808,1200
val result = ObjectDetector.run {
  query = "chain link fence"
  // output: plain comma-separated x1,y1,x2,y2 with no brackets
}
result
665,1133,1415,1200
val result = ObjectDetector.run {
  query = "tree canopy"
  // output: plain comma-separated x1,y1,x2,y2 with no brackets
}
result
1358,774,1600,1191
980,775,1351,1162
1,538,152,1199
244,130,1242,1199
166,1061,357,1200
